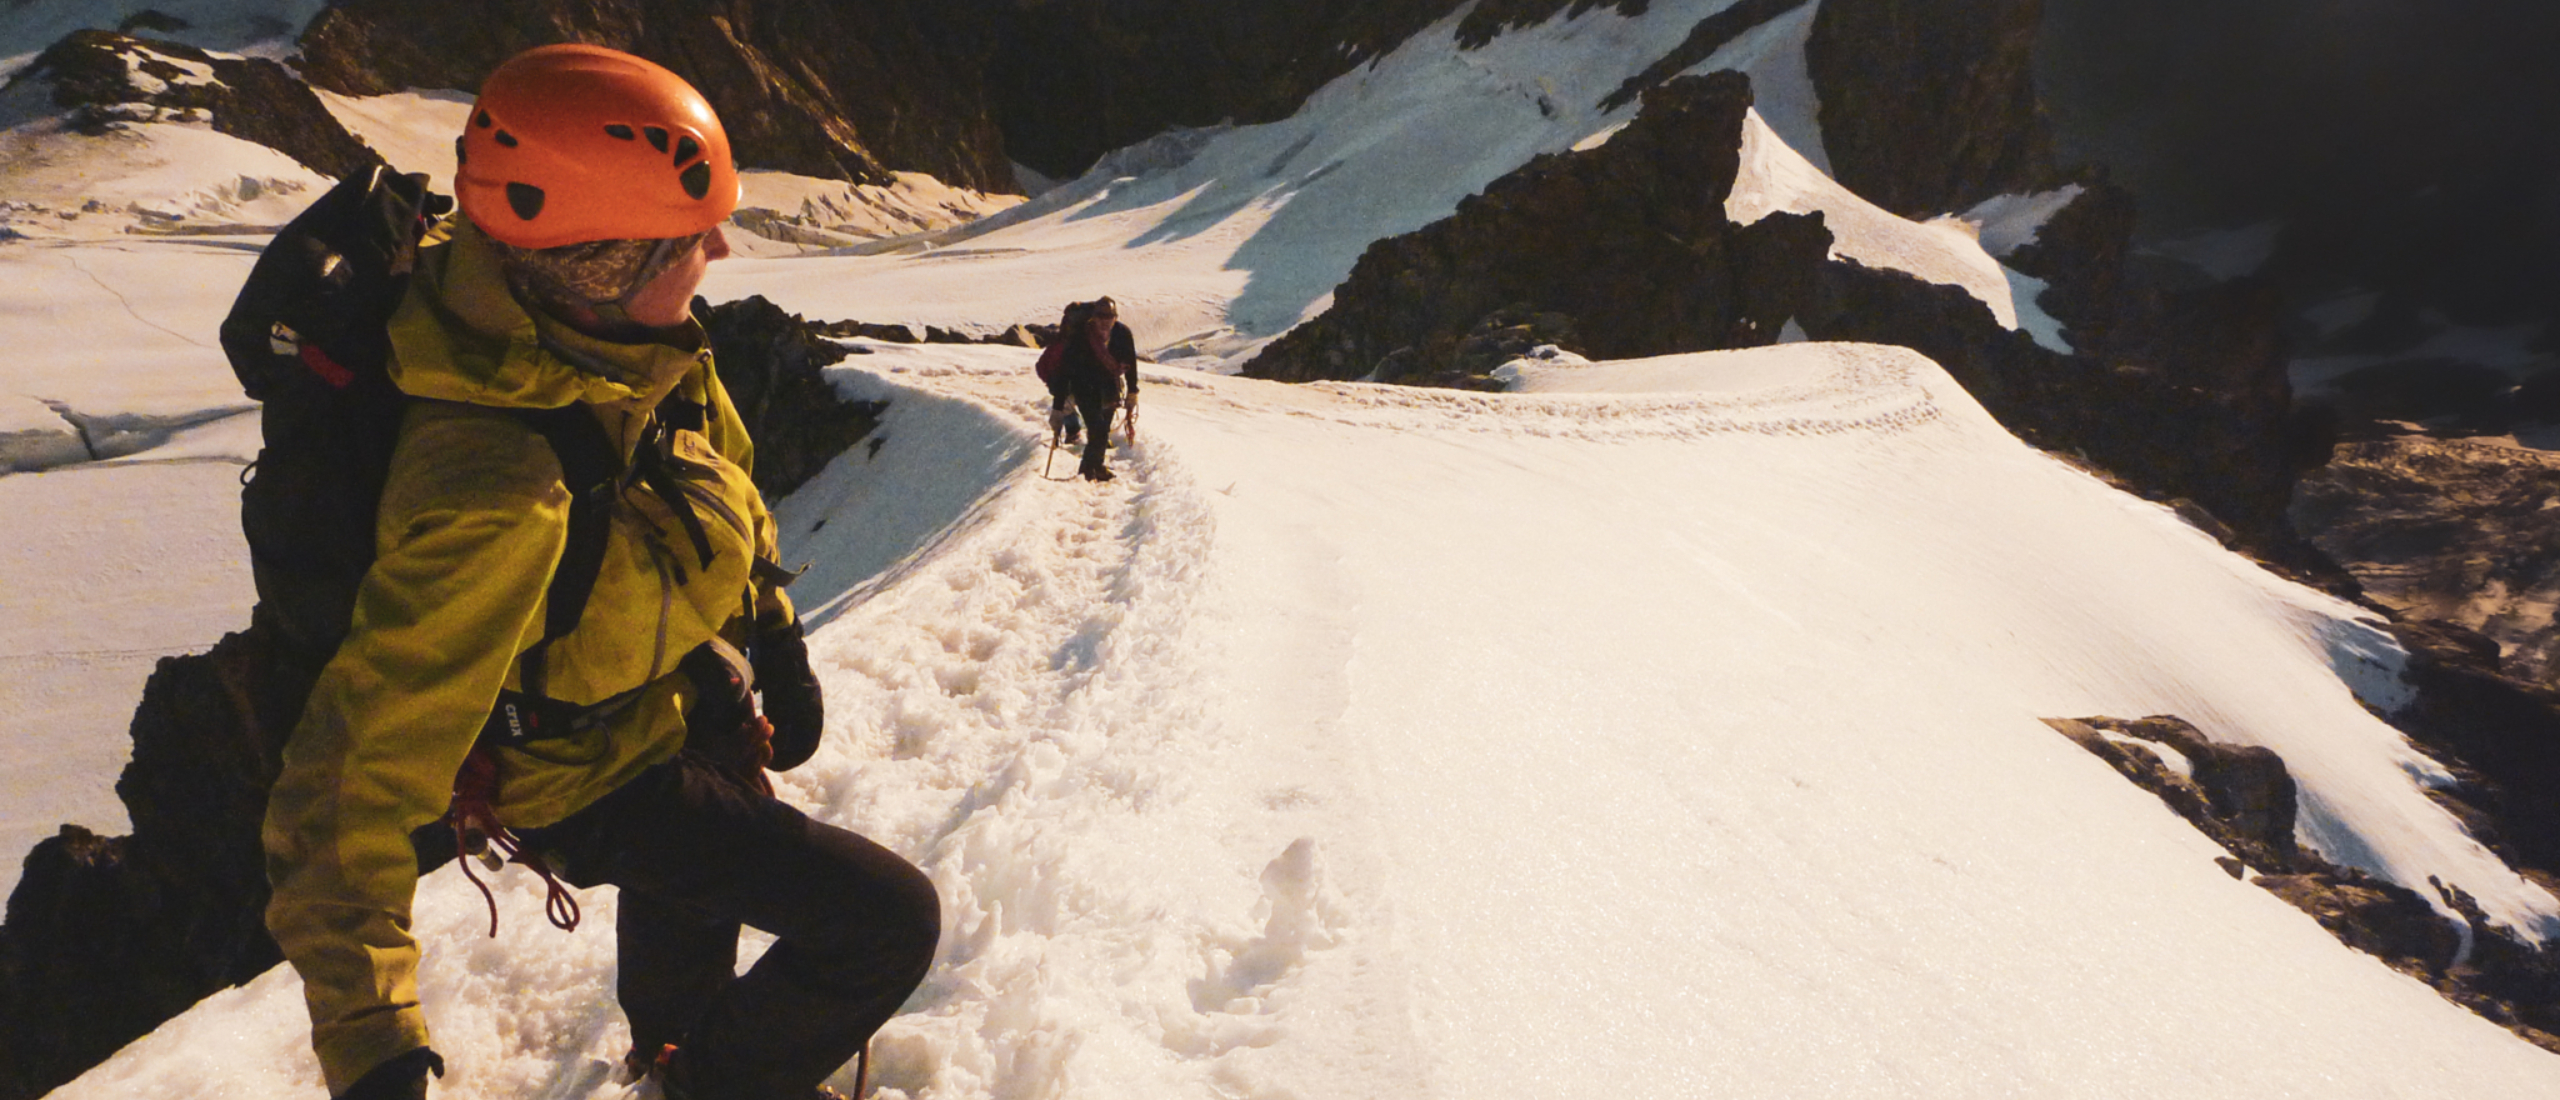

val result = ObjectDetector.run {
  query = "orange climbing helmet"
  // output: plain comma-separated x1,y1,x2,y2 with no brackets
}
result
455,44,740,250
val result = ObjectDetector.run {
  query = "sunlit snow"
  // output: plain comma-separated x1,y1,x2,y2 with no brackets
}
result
6,1,2558,1098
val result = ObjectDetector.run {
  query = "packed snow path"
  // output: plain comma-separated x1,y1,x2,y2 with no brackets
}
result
61,340,2560,1099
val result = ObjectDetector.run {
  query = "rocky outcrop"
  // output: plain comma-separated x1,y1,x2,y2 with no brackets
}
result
297,0,1015,192
1242,72,1768,385
2046,716,2301,872
697,295,886,500
0,632,287,1100
2048,715,2560,1053
1805,0,2054,218
2006,181,2297,428
2364,618,2560,881
815,319,1046,349
2293,440,2560,689
4,30,381,180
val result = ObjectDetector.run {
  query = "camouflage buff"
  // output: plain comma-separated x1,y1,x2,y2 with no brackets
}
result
487,229,709,317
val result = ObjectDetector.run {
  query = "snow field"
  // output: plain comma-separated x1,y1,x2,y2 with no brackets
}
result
1130,343,2560,1097
12,0,2560,1095
0,459,258,877
43,331,2560,1100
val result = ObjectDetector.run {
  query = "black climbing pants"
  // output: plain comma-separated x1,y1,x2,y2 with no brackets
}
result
523,753,940,1100
1070,381,1120,475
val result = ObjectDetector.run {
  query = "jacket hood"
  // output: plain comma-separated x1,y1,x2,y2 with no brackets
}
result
386,217,708,412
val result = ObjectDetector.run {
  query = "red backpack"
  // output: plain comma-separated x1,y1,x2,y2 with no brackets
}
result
1036,301,1093,385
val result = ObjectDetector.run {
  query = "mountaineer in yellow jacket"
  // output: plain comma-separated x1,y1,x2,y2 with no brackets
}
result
260,45,938,1100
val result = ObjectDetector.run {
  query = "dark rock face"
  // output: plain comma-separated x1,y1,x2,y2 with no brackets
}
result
1371,306,1586,392
696,295,885,500
2006,182,2299,435
0,633,288,1100
1805,0,2054,218
1242,72,1763,386
814,318,1046,349
2046,717,2300,871
984,0,1653,179
2367,618,2560,880
1599,0,1812,112
4,30,382,180
298,0,1015,192
2036,0,2560,333
2294,440,2560,689
2048,715,2560,1052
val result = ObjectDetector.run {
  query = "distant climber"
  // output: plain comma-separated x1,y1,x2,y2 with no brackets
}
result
1036,299,1091,446
249,45,938,1100
1039,296,1138,481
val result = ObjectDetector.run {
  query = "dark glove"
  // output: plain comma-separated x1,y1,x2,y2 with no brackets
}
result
754,615,824,771
677,640,774,794
337,1048,442,1100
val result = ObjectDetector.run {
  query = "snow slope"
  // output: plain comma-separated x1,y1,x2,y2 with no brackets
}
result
57,339,2560,1099
8,1,2560,1096
0,231,262,890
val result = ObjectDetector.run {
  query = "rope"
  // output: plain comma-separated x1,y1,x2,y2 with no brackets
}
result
448,749,584,937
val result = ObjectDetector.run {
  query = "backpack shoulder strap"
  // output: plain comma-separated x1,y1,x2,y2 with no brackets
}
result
510,403,621,698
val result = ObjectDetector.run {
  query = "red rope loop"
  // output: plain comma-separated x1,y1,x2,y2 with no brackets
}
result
446,749,584,937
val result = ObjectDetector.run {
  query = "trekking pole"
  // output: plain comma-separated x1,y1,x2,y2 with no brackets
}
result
1042,418,1061,478
1123,397,1137,446
854,1042,871,1099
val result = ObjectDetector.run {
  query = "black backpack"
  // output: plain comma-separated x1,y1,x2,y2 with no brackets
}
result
218,165,622,737
220,168,761,934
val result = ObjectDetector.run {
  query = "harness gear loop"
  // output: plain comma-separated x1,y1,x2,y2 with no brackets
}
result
447,748,584,937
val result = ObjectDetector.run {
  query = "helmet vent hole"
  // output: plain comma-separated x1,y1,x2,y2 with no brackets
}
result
605,124,636,141
679,162,712,201
474,111,492,129
644,126,670,153
673,135,700,165
454,136,467,165
495,130,519,148
506,182,546,222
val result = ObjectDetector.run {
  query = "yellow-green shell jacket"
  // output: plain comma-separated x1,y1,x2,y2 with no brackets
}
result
261,220,792,1094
